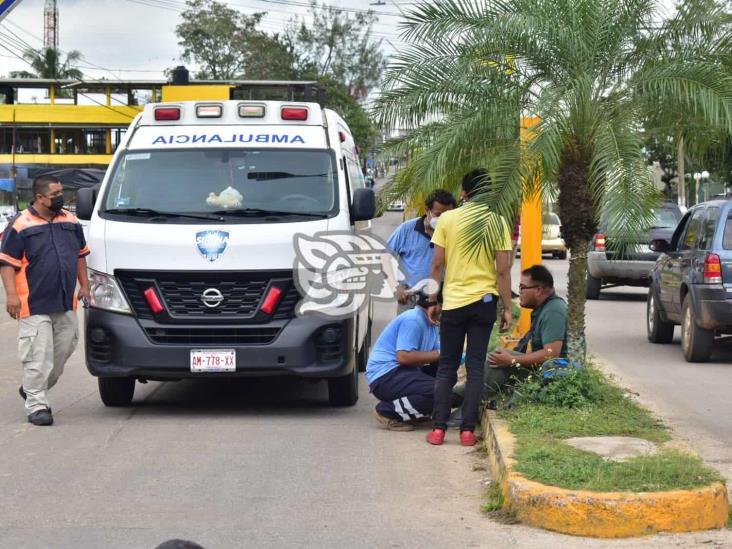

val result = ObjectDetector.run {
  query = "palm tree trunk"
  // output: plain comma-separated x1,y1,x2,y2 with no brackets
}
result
557,144,594,364
677,136,685,208
566,238,590,362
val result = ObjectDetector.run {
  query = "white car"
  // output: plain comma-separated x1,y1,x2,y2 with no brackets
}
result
388,199,406,211
0,205,17,238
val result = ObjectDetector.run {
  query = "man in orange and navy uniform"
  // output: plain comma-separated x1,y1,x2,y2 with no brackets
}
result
0,175,91,426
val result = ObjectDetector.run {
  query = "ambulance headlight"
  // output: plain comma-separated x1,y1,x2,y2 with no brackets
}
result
88,270,132,314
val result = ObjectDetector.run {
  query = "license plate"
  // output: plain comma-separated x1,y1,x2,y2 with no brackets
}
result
190,349,236,373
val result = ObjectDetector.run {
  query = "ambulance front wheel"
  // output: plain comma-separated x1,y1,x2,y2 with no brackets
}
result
328,365,359,407
98,377,135,407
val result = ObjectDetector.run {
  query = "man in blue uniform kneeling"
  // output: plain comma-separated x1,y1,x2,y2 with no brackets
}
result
367,292,440,431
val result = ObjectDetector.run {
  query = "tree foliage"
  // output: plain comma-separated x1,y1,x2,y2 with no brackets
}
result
174,0,377,148
284,1,386,99
374,0,732,360
176,0,293,80
316,77,375,148
9,47,83,80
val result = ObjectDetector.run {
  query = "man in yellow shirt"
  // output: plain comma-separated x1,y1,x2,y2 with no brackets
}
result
426,169,513,446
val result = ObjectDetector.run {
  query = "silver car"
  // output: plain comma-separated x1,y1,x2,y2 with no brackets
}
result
586,203,683,299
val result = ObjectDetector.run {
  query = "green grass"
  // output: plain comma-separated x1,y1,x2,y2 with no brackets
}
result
497,365,723,493
481,481,505,513
514,439,720,492
505,389,670,444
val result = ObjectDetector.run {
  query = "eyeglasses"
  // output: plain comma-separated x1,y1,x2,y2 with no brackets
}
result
518,284,540,291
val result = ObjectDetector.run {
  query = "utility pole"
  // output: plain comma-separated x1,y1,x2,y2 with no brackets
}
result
44,0,58,50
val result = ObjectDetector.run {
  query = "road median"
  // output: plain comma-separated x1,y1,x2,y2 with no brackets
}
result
480,364,729,538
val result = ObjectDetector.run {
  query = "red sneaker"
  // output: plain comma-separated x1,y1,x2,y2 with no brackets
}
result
426,428,446,445
460,430,477,446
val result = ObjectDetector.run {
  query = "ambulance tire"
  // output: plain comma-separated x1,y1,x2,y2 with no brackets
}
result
328,364,359,407
357,323,371,373
98,377,135,407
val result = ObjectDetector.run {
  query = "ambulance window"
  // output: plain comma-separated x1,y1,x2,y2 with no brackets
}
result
346,157,365,197
103,149,337,220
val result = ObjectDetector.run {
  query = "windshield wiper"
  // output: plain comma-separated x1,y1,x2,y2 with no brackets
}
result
104,208,223,221
246,172,329,181
211,208,328,218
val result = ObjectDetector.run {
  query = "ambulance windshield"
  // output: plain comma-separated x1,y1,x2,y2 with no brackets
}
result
103,149,337,219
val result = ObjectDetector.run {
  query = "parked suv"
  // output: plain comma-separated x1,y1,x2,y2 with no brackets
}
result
516,213,567,259
587,202,683,299
647,199,732,362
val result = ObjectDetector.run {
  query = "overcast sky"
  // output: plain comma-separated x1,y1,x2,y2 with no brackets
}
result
0,0,678,81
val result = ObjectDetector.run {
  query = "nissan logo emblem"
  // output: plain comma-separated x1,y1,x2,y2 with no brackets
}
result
201,288,225,308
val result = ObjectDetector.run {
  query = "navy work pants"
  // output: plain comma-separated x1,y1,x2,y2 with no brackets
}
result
370,365,437,421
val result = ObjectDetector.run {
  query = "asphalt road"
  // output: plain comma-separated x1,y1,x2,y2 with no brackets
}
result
0,211,730,548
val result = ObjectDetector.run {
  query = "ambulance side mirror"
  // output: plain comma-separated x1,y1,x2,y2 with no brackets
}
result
352,188,375,221
76,188,95,221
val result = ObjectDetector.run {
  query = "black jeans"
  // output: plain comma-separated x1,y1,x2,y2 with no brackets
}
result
433,298,497,431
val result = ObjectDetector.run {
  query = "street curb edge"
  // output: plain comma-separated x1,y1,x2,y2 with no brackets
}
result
481,411,729,538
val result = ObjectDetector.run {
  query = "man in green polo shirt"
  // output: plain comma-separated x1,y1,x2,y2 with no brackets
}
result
485,264,567,400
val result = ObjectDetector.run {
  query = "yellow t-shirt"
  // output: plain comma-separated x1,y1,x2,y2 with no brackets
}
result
431,203,512,310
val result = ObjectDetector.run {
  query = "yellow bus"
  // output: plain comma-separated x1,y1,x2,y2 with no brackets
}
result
0,73,321,221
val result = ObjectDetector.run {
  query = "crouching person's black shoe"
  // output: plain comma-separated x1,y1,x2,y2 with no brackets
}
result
27,408,53,426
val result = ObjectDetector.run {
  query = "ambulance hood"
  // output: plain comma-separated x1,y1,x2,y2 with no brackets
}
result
97,216,337,272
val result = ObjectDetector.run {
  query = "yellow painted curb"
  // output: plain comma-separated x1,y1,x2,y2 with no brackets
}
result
481,412,729,538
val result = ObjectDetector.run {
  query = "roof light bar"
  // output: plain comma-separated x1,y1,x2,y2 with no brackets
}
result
196,104,222,118
154,107,181,121
281,107,308,121
239,104,265,118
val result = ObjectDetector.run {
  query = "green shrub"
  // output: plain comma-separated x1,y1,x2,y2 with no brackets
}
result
512,366,604,408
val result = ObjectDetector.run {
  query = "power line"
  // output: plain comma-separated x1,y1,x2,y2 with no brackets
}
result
0,36,137,119
124,0,401,17
2,18,169,81
123,0,405,39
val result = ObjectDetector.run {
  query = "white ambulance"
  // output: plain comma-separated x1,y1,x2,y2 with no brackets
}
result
76,99,375,407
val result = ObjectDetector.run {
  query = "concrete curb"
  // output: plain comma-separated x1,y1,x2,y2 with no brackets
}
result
481,411,729,538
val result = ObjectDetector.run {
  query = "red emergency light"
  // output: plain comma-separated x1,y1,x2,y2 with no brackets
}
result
154,107,181,121
281,107,308,121
144,287,165,314
260,286,283,315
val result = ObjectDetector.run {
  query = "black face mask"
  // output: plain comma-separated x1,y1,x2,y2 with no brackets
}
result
47,195,64,213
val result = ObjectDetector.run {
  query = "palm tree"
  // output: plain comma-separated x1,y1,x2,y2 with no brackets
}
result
374,0,732,361
10,47,83,80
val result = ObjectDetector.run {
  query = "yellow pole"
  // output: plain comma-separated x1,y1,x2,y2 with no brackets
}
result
105,129,112,155
517,116,543,336
49,85,55,104
50,128,55,155
518,191,542,335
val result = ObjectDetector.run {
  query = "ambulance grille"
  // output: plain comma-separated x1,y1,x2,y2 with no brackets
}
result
116,270,300,323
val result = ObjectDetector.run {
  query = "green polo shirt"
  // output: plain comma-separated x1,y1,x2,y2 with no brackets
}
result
529,294,568,357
